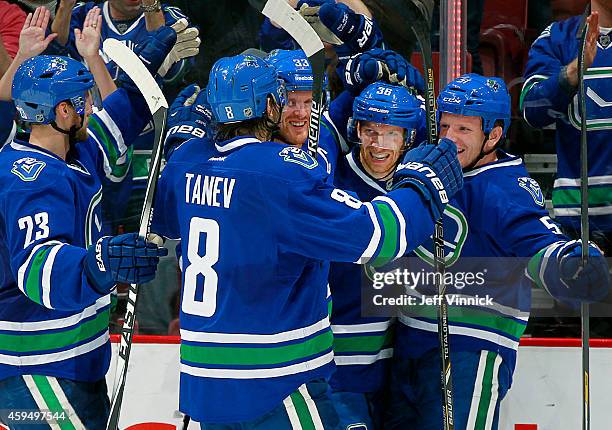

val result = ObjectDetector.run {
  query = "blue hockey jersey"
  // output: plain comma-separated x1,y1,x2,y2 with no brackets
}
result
152,135,439,423
521,15,612,233
395,152,569,378
329,147,398,394
0,89,146,383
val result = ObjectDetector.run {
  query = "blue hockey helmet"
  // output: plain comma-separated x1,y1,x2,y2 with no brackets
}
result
265,49,329,92
12,55,94,124
207,54,286,124
437,73,511,137
348,82,424,147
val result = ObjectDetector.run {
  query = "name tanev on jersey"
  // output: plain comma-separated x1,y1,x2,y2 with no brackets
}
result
185,173,236,208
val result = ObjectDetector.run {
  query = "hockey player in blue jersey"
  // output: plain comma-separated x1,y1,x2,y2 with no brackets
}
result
521,3,611,253
329,81,424,430
385,74,610,430
151,53,463,428
0,7,167,428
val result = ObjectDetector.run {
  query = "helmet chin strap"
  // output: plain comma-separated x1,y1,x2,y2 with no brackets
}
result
50,112,85,151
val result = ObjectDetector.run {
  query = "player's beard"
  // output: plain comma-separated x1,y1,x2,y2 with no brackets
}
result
74,125,89,142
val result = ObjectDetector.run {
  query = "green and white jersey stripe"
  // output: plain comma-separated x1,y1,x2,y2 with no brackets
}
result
0,297,110,366
282,384,325,430
332,319,394,366
87,108,133,183
23,375,86,430
180,316,334,379
552,175,612,217
465,351,504,430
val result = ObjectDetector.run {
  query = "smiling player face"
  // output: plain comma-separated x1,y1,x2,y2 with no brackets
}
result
358,120,405,179
279,90,312,147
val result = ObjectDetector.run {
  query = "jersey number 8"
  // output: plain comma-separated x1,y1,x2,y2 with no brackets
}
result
182,217,219,317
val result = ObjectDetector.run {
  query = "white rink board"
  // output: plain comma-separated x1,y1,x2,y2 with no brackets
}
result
2,342,602,429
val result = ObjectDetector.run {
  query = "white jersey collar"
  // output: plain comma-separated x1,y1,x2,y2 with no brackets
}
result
103,1,145,35
463,152,523,178
346,150,386,193
214,136,261,154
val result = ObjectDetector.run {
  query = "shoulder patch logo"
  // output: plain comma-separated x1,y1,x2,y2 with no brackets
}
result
11,157,46,182
279,146,318,170
518,176,545,206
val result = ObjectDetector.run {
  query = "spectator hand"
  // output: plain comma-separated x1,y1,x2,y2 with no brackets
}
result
17,6,57,60
75,7,102,61
158,18,201,78
84,233,168,294
392,138,463,220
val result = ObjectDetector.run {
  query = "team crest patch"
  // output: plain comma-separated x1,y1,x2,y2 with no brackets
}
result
518,177,545,206
486,79,500,91
279,146,318,169
11,157,46,182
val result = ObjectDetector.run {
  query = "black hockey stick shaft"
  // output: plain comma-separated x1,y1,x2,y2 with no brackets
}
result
415,26,455,430
102,38,169,430
251,0,325,159
379,2,455,429
577,4,591,429
106,108,167,430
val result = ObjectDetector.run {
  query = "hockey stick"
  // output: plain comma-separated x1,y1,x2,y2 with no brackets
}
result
250,0,325,159
374,1,454,429
577,4,591,429
102,38,169,430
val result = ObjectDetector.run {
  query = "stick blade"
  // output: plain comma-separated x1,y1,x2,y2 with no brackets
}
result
259,0,324,57
102,39,169,113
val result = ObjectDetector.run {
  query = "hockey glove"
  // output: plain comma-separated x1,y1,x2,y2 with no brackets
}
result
392,138,463,220
84,233,168,294
165,84,214,158
116,25,176,91
299,2,382,52
158,18,201,78
343,49,424,95
557,241,609,304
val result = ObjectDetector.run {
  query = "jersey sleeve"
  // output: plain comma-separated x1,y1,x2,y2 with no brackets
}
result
489,177,576,295
322,90,354,154
86,88,150,183
520,20,577,128
151,162,180,240
275,175,437,267
2,169,107,311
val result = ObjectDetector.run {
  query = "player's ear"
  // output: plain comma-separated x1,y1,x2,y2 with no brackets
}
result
55,101,72,120
356,121,362,140
486,125,503,150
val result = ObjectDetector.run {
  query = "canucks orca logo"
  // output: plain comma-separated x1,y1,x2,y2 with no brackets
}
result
518,177,545,207
11,157,46,182
279,146,318,169
486,79,500,92
569,67,612,131
414,204,468,267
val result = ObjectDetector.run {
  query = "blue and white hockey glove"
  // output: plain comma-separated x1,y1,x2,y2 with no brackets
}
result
555,241,609,304
392,138,463,220
298,1,382,52
343,49,424,95
165,84,214,158
528,240,609,307
116,25,177,91
84,233,168,294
